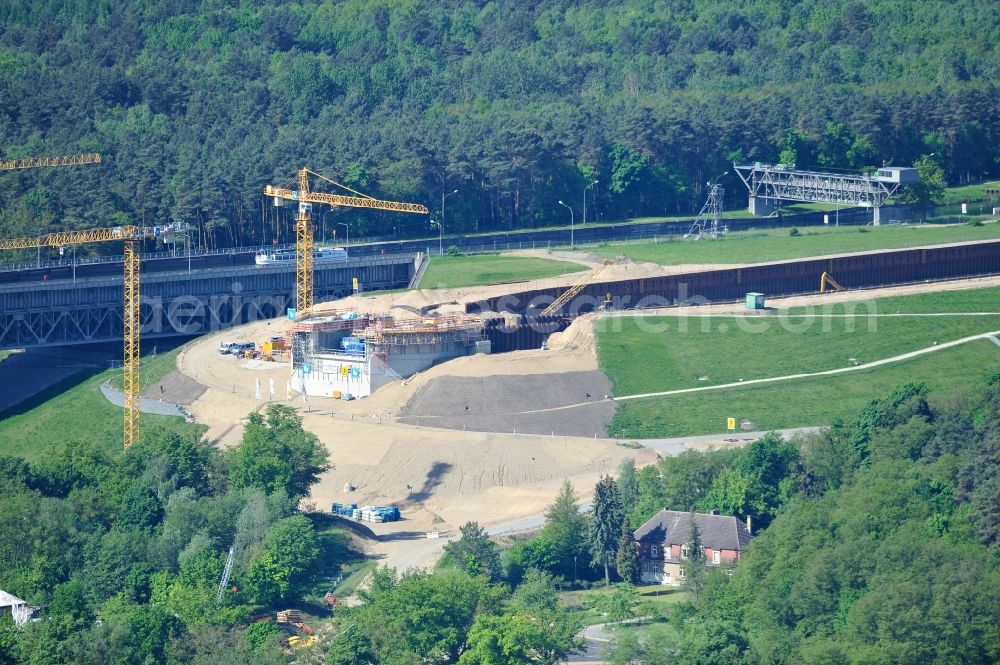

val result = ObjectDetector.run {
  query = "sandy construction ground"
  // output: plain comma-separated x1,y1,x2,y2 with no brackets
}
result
175,266,1000,569
176,314,656,566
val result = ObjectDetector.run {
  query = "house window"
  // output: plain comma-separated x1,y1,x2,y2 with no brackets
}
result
681,545,689,559
679,567,686,579
713,551,720,564
650,545,659,558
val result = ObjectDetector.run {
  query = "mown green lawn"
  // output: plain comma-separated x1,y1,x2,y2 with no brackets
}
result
940,179,1000,205
419,254,583,288
561,585,690,625
597,287,1000,438
0,347,206,460
586,223,1000,266
610,340,1000,438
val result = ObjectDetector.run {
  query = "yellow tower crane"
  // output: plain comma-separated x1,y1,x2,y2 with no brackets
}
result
0,225,172,449
0,151,161,450
265,168,428,316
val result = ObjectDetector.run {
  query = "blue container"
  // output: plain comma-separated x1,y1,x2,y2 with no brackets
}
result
332,502,358,516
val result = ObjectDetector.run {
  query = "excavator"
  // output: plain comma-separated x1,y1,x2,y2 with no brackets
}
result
819,271,847,294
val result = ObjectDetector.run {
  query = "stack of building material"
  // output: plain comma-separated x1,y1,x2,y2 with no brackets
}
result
357,505,401,523
276,609,302,623
331,502,358,517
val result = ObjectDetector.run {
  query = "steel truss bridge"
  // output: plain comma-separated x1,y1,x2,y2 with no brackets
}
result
0,254,417,349
734,163,919,225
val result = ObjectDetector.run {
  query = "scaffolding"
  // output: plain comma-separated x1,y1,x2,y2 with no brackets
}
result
292,311,485,366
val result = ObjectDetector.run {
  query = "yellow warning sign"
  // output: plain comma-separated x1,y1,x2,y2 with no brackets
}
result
352,277,359,291
727,417,736,431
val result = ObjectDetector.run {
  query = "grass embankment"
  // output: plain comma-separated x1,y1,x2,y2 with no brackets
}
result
0,347,206,461
586,223,1000,266
303,514,373,609
418,254,583,289
598,287,1000,438
940,179,1000,205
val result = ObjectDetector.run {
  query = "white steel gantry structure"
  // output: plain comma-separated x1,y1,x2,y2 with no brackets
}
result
685,182,726,239
733,163,918,225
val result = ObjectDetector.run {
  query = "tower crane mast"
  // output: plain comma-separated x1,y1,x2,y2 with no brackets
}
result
265,168,428,316
0,224,181,449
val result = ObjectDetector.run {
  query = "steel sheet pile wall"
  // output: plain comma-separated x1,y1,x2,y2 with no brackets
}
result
467,240,1000,316
483,316,570,353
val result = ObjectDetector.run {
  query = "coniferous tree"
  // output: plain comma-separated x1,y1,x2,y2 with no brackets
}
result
615,521,640,584
683,514,707,602
443,521,503,582
617,458,640,518
590,475,624,587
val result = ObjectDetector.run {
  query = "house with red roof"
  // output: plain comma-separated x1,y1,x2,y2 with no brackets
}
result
633,510,753,585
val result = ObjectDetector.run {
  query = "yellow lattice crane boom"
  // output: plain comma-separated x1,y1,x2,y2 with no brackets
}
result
0,225,174,449
0,152,101,171
539,260,613,317
265,168,428,316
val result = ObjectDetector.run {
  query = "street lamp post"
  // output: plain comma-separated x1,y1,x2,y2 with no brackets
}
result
59,246,76,283
321,209,335,243
558,200,574,247
442,188,458,238
175,232,192,274
338,222,349,250
430,219,442,255
583,180,598,226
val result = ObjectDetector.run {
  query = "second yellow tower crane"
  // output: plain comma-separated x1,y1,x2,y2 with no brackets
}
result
265,168,428,316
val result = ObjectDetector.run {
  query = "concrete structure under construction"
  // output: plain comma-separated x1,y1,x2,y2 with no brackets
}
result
290,312,489,399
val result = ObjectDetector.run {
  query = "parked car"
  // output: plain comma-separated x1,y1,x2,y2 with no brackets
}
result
218,341,236,354
230,342,256,357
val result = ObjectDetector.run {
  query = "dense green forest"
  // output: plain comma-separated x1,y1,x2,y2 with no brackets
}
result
0,405,331,664
600,380,1000,663
1,379,998,661
1,0,998,250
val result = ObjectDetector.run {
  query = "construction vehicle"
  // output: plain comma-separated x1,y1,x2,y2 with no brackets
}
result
264,168,428,317
819,271,847,294
538,260,613,317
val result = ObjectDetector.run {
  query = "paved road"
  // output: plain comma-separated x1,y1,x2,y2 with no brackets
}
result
568,622,615,663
